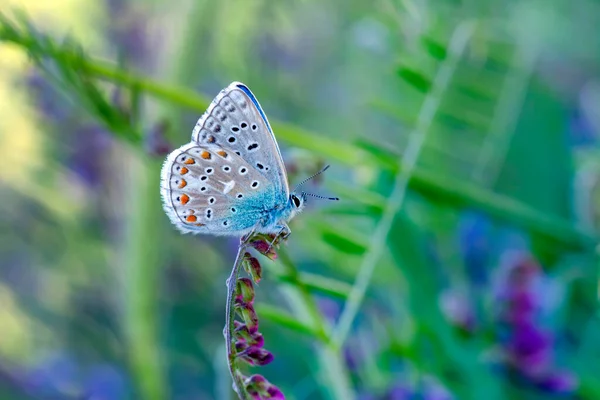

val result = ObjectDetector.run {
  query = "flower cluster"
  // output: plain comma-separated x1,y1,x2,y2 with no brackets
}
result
227,234,285,399
493,252,577,394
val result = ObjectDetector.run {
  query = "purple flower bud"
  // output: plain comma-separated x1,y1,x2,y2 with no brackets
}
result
243,253,263,283
245,374,267,387
250,238,278,260
244,375,285,399
266,385,285,399
236,278,255,305
235,341,247,352
246,387,262,400
249,332,265,348
239,346,274,366
234,323,266,349
234,324,251,342
235,304,259,334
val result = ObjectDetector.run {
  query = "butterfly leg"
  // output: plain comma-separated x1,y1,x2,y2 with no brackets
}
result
241,226,257,243
266,224,291,252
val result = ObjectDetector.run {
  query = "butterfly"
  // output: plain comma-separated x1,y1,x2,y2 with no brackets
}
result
160,82,337,239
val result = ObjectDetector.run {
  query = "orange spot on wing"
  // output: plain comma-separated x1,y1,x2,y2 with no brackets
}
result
180,167,189,175
180,194,189,205
186,215,197,222
217,150,227,157
201,151,211,160
184,158,195,165
178,179,187,188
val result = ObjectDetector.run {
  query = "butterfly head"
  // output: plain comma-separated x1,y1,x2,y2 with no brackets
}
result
287,165,339,220
288,192,307,216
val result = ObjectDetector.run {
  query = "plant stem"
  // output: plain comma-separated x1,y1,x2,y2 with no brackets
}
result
225,239,252,400
123,157,167,400
331,22,476,350
277,249,355,400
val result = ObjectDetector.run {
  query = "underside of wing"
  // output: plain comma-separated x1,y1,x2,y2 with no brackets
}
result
160,143,270,235
191,82,290,197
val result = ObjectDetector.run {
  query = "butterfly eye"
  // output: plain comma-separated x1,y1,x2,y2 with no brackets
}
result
292,195,301,208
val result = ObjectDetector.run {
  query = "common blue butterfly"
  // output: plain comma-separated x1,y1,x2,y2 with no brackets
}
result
160,82,336,238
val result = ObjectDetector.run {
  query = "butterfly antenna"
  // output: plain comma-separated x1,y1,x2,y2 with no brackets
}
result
303,192,339,201
294,164,331,192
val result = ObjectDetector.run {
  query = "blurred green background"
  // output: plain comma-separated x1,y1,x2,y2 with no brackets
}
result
1,0,600,399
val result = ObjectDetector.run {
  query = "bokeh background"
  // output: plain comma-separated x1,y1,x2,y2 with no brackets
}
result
1,0,600,399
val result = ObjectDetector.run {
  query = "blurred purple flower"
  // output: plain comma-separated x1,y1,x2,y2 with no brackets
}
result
26,69,114,187
458,211,491,286
145,121,172,156
439,288,476,332
105,0,150,65
492,252,578,394
21,353,129,399
24,353,79,398
68,125,112,187
363,376,455,400
82,364,129,400
386,384,412,400
26,71,70,121
569,108,597,146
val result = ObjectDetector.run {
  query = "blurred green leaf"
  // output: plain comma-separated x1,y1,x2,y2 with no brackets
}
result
321,230,367,255
397,66,432,93
274,271,352,299
256,304,325,340
422,37,448,60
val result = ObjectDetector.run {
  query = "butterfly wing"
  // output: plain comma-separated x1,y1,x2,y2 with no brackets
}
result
160,143,271,235
191,82,289,198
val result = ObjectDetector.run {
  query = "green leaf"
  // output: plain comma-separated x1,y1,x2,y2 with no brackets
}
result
256,304,324,339
397,66,432,93
421,37,448,60
275,272,352,299
321,231,367,255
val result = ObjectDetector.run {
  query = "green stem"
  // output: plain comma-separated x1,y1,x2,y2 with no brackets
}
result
331,22,476,349
123,157,167,400
225,239,252,400
278,249,355,400
472,45,537,185
278,249,330,341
